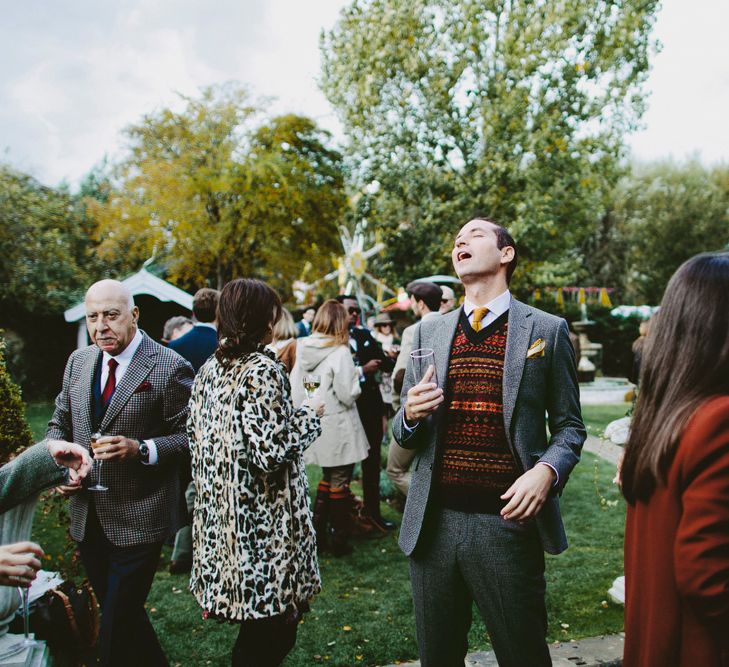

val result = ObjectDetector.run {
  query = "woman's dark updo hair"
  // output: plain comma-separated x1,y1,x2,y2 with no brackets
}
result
215,278,282,364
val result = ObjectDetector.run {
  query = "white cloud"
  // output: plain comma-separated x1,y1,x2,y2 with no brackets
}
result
0,0,726,187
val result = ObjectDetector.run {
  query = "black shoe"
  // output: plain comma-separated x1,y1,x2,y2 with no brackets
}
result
169,559,192,575
370,515,396,531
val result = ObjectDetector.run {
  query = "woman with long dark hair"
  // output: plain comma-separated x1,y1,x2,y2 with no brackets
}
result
621,252,729,667
188,278,324,667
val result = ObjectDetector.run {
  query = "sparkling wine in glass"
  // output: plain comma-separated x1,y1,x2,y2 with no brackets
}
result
303,374,321,399
88,431,108,492
17,585,41,648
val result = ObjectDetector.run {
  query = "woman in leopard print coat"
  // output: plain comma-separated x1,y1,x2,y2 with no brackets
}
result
188,278,324,666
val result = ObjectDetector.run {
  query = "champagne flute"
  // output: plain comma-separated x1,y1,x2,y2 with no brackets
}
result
410,348,438,386
16,584,41,648
303,374,321,399
88,431,108,492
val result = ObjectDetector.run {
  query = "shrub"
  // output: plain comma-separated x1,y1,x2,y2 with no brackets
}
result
526,298,642,378
0,333,34,465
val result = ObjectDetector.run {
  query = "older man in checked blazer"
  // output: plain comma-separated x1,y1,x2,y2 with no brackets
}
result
394,218,585,666
47,279,193,667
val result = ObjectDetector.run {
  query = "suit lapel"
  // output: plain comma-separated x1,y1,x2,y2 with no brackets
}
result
78,347,101,437
502,299,533,441
431,309,460,395
100,334,156,432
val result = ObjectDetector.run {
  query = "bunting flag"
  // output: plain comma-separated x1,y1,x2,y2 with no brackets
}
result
534,288,541,301
578,287,586,305
556,287,564,308
599,287,613,308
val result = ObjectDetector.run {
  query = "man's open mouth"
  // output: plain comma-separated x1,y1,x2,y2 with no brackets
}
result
457,251,472,261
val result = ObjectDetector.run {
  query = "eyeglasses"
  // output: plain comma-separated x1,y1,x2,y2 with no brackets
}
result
348,307,361,315
441,298,450,303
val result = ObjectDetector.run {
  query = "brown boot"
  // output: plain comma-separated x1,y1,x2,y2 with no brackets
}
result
313,481,331,552
328,486,354,556
348,491,383,538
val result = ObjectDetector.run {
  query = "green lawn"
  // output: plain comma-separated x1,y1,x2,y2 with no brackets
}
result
25,402,626,666
581,403,631,439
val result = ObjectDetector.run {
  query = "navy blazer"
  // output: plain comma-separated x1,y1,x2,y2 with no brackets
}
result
168,325,217,373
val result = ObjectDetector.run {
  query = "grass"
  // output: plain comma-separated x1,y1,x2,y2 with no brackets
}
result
581,403,632,439
25,402,626,666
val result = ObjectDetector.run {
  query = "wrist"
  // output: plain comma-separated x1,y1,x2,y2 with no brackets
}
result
136,440,148,463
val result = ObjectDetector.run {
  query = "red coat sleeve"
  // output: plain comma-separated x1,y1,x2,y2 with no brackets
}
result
673,396,729,631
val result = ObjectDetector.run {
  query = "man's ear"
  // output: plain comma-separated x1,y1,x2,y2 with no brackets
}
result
500,246,515,265
131,306,140,324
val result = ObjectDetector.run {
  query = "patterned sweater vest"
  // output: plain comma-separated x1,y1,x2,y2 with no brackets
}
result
434,310,521,513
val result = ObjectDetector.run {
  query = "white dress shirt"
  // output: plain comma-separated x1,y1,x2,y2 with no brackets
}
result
462,290,512,329
101,330,158,465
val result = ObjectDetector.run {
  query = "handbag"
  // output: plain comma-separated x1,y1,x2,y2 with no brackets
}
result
14,580,100,655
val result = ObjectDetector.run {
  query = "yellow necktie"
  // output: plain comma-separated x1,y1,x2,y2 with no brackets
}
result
472,307,489,332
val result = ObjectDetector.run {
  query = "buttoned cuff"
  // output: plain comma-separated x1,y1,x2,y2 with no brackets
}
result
537,461,559,487
142,439,158,465
402,415,418,433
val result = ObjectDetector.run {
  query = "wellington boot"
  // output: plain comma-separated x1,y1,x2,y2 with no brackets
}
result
328,487,354,557
313,481,331,552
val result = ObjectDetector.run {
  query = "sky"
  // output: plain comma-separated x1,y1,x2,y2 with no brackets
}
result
0,0,727,188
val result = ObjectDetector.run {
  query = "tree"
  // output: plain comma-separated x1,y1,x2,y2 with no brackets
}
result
320,0,659,290
90,84,347,296
0,166,96,314
585,161,729,304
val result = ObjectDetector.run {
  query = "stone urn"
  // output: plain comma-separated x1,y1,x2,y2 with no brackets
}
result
0,496,50,666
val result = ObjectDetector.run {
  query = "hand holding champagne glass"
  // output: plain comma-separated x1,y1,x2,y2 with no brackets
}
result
88,431,109,492
404,348,444,424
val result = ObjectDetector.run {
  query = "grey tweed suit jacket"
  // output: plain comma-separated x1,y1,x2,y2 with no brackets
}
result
47,332,194,547
393,299,585,556
0,443,66,514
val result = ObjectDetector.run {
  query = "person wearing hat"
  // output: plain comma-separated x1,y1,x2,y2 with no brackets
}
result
373,313,400,414
386,281,443,503
440,285,457,314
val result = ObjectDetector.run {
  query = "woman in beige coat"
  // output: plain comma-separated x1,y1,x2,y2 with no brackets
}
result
291,299,369,556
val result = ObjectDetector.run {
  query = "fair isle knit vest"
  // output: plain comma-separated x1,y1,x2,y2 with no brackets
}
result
434,310,521,513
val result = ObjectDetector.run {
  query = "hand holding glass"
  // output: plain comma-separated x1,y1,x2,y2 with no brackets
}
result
88,432,108,492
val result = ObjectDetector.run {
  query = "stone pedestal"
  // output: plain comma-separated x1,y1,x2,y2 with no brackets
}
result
0,499,50,667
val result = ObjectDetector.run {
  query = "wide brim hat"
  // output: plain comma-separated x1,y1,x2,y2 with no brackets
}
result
373,313,396,326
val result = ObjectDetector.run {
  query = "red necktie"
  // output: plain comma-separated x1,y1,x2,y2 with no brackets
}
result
102,358,118,405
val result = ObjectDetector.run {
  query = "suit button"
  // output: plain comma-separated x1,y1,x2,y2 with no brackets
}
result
429,463,433,470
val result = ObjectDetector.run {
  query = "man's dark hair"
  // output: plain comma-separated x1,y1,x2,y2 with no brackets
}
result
335,294,357,303
472,216,518,284
192,288,220,323
406,281,442,313
215,279,281,364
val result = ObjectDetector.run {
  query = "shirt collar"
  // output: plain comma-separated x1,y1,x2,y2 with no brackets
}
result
195,322,217,330
103,329,143,367
463,290,511,318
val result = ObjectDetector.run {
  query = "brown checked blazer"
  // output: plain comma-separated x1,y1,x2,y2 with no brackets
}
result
47,332,194,547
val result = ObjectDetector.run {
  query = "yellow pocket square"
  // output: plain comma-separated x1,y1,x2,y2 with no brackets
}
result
526,338,546,359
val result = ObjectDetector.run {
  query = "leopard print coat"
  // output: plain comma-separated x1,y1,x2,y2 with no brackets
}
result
188,347,322,621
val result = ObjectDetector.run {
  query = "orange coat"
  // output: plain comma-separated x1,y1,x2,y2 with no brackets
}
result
624,395,729,667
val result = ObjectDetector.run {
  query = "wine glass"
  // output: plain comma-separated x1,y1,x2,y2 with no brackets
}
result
410,348,438,386
303,374,321,399
16,584,41,648
88,431,108,492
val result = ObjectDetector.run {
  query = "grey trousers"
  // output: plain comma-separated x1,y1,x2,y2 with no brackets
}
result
409,507,551,667
170,481,196,562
